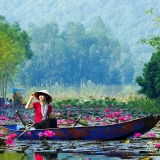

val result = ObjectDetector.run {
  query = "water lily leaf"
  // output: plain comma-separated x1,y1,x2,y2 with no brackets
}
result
124,140,130,144
80,119,88,125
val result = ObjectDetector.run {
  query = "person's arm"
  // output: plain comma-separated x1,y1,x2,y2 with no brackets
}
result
25,94,35,110
48,112,61,118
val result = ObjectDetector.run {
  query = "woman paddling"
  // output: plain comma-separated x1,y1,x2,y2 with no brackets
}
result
25,90,60,129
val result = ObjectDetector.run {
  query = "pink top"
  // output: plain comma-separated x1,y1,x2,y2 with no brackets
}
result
33,102,52,123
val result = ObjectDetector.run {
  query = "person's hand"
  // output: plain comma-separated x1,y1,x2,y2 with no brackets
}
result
30,93,35,100
56,113,61,118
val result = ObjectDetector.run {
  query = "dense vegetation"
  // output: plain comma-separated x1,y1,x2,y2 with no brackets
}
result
0,1,160,102
0,0,160,82
15,17,134,87
0,16,32,97
136,9,160,99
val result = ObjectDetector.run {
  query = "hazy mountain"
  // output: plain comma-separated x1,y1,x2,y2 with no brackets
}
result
0,0,159,76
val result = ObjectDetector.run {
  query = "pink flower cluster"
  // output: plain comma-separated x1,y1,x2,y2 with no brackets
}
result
84,115,93,122
0,116,5,120
106,108,132,122
38,130,55,138
5,133,17,146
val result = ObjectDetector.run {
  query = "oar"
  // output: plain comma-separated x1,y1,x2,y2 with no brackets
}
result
72,115,82,127
17,122,36,140
15,110,36,140
15,110,27,129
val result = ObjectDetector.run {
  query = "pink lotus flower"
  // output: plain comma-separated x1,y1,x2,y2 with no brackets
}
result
67,111,71,116
107,114,114,119
44,130,55,137
147,132,155,138
134,132,142,138
104,108,110,112
112,111,121,117
27,131,32,136
0,121,2,125
14,115,19,121
6,118,10,121
84,115,91,120
58,119,64,125
118,116,126,122
66,119,74,124
85,158,89,160
5,139,14,146
58,120,67,126
103,117,107,121
70,106,73,109
125,115,132,120
7,133,17,139
0,116,3,120
24,115,29,119
38,132,44,137
155,144,160,149
95,117,101,122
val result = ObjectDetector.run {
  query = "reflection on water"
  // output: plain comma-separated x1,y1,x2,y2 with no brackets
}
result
0,151,121,160
34,152,121,160
1,137,160,160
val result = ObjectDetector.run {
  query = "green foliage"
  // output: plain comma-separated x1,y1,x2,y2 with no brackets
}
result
0,0,160,84
0,16,32,97
145,8,155,14
121,97,160,115
136,52,160,99
136,9,160,99
52,97,121,110
16,18,134,87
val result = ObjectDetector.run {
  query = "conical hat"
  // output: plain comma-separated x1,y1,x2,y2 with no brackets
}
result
34,90,52,102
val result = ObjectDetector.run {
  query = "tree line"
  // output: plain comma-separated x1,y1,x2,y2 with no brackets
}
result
16,17,134,87
1,13,159,100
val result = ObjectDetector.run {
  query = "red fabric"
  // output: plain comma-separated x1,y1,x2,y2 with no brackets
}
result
33,102,52,123
35,153,43,160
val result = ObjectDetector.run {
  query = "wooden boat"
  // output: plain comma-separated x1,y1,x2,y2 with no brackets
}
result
0,115,160,141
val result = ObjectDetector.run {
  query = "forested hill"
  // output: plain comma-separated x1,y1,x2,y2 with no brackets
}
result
0,0,160,87
0,0,159,59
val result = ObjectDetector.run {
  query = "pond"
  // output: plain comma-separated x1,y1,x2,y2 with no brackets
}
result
1,106,160,159
0,137,160,160
0,151,121,160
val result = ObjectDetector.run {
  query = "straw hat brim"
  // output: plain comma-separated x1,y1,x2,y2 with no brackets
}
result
34,90,52,102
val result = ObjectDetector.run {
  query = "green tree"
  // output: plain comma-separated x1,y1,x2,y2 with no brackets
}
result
0,15,32,97
18,18,134,87
136,9,160,98
136,51,160,98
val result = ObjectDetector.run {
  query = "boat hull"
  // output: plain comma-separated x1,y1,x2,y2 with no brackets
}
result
0,116,160,141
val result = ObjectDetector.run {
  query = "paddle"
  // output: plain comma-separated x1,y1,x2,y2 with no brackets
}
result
15,110,27,129
15,110,35,140
17,122,36,140
72,115,82,127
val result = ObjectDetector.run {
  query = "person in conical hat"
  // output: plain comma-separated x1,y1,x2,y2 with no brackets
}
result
25,90,60,129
